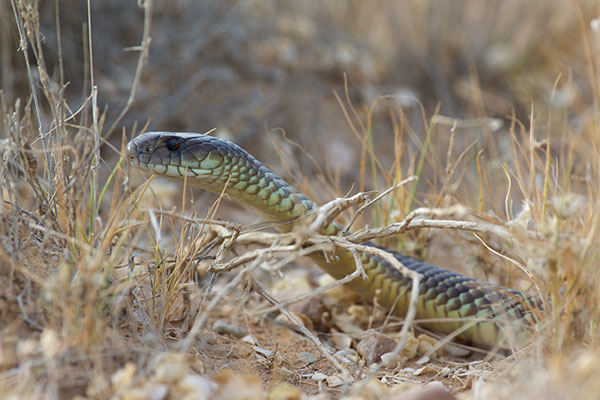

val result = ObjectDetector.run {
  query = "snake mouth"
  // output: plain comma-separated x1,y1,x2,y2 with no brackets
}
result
126,141,162,175
131,158,207,180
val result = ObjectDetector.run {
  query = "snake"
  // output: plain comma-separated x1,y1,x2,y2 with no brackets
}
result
126,131,541,349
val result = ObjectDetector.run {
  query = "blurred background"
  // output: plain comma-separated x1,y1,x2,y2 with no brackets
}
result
3,1,597,175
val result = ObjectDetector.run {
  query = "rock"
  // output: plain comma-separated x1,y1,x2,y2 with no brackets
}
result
356,331,396,365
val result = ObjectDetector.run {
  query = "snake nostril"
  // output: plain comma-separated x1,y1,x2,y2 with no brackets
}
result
145,144,154,153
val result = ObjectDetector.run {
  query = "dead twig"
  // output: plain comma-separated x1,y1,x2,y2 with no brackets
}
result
179,261,257,352
307,191,375,234
251,278,353,380
344,177,417,233
256,248,367,315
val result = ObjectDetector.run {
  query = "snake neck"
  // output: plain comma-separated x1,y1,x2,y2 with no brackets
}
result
199,150,345,238
203,145,319,232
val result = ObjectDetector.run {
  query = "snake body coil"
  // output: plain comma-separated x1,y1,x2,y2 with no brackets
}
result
127,132,540,349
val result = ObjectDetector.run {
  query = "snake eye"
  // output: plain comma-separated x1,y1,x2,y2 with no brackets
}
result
165,137,180,151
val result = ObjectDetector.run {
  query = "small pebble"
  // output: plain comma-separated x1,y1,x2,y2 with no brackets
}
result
212,319,248,338
326,375,345,388
253,346,274,358
297,352,318,364
311,372,327,382
356,331,396,365
398,385,457,400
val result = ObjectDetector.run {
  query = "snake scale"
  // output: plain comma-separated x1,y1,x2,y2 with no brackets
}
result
127,131,541,349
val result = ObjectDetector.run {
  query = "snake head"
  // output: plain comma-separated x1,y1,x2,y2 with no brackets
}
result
126,131,225,179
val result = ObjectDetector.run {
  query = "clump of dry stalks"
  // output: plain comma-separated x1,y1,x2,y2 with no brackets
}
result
1,0,600,399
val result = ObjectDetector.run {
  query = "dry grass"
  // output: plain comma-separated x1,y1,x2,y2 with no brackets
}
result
1,0,600,399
